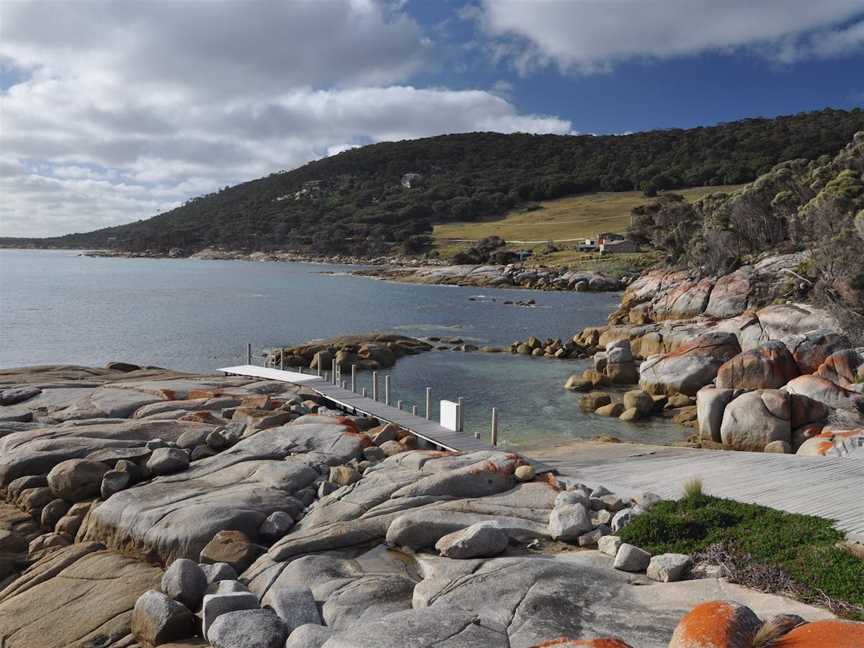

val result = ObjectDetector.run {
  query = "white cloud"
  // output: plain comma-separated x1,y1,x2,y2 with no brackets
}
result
0,0,572,237
477,0,864,74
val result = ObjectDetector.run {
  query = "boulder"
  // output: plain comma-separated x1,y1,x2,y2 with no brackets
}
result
207,608,287,648
201,562,237,584
146,447,190,475
284,624,335,648
329,465,361,487
548,504,592,541
201,591,259,637
261,584,321,631
640,333,741,396
131,590,196,647
704,266,752,318
564,375,593,392
646,553,691,582
514,465,535,482
161,558,208,611
200,530,264,574
580,392,611,412
764,440,791,454
613,543,650,572
789,393,829,428
720,390,791,451
783,375,864,412
815,349,864,388
259,511,295,543
696,387,734,443
435,521,509,559
606,360,640,385
668,601,761,648
611,508,637,533
795,436,836,456
379,440,404,457
715,341,800,390
791,330,851,374
46,459,109,502
598,535,622,557
595,403,625,417
622,390,654,416
618,407,640,422
605,339,633,362
40,499,70,531
100,469,131,499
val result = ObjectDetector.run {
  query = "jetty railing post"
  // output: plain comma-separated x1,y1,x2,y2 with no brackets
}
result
425,387,431,420
397,399,403,410
351,365,357,392
457,396,464,433
246,343,252,365
372,372,379,401
362,387,368,398
412,404,417,416
280,350,285,370
332,359,337,385
491,408,498,447
384,375,390,406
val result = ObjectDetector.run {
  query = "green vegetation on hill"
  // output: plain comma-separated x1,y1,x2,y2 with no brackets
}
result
619,492,864,620
629,128,864,338
5,107,864,256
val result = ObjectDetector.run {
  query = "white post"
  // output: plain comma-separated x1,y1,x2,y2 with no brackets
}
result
362,387,368,398
425,387,431,420
384,375,390,406
491,408,498,446
411,404,418,416
280,350,285,370
324,371,329,383
397,399,403,410
246,343,252,365
351,365,357,392
372,372,379,401
332,359,338,385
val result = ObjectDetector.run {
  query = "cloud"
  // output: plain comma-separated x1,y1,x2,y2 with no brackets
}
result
477,0,864,74
0,0,572,237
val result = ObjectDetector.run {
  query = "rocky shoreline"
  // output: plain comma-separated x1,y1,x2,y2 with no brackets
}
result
0,363,858,647
560,253,864,457
80,248,625,292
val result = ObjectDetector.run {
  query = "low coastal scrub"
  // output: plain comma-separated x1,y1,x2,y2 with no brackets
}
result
618,492,864,620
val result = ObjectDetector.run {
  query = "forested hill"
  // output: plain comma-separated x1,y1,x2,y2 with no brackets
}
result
9,107,864,256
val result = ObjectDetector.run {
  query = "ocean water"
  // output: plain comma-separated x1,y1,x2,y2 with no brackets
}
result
0,248,687,447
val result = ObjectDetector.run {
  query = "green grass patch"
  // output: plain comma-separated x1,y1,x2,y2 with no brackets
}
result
619,493,864,619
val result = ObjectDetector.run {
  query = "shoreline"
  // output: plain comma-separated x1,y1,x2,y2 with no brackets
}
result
1,246,626,293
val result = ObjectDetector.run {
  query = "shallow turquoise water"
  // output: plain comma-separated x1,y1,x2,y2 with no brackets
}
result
0,248,687,446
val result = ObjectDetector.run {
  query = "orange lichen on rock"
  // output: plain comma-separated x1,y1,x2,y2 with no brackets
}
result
530,639,634,648
768,619,864,647
669,600,762,648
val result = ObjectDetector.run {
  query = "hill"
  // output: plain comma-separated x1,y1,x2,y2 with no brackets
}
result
4,107,864,255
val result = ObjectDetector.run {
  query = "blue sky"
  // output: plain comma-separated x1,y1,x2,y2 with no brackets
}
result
1,0,863,236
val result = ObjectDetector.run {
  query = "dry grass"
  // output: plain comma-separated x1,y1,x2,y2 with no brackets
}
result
433,185,744,246
683,477,705,499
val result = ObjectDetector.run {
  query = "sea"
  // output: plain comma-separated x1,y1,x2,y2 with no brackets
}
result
0,248,687,448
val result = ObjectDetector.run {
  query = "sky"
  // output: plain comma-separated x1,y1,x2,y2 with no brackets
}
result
1,0,864,238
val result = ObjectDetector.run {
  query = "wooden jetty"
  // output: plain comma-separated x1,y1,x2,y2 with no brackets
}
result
219,364,552,471
220,364,863,535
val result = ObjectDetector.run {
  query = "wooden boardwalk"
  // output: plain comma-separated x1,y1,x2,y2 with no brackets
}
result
540,443,864,535
221,365,862,535
220,365,551,470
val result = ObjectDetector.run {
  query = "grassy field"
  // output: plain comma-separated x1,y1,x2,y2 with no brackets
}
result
433,185,743,249
619,488,864,620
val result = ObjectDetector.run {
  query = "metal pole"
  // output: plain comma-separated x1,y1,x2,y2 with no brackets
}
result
372,372,379,401
384,375,390,406
397,399,403,410
458,396,464,433
246,343,252,365
351,365,357,392
412,404,417,416
491,408,498,446
425,387,431,420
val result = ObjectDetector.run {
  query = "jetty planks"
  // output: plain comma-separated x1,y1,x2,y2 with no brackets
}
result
219,364,552,471
542,443,864,535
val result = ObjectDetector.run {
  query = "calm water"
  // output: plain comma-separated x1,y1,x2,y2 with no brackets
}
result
0,249,687,447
